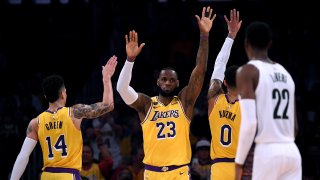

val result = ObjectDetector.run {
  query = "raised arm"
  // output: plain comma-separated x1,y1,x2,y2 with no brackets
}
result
72,55,117,121
179,6,216,118
10,118,38,180
116,30,152,121
207,9,242,108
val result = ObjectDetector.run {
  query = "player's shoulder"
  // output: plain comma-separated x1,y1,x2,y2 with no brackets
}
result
237,63,258,78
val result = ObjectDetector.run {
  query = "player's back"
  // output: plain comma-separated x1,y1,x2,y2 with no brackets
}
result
37,107,82,171
249,60,295,143
209,94,241,159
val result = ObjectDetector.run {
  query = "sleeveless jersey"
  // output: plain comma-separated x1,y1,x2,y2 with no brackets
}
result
249,60,295,143
142,96,191,166
38,107,83,171
209,94,241,159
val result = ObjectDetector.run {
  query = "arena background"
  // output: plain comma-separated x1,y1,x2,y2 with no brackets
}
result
0,0,319,179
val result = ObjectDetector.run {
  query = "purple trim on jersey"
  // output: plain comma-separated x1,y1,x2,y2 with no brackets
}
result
44,167,81,180
225,94,239,104
144,164,187,172
45,107,63,114
211,158,235,164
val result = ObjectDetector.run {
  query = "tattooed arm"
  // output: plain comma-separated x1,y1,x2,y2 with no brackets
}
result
71,56,117,128
10,118,38,180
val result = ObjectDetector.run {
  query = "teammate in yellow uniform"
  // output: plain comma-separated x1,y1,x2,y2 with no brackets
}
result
207,9,242,180
10,55,117,180
117,6,215,180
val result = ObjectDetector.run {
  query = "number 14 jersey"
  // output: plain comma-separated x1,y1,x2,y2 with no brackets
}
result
38,107,82,171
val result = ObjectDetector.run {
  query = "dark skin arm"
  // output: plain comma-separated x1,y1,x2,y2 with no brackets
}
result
235,64,258,180
179,6,216,119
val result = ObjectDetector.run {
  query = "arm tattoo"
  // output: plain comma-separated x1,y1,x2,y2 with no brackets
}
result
73,102,114,119
26,123,33,135
207,79,223,99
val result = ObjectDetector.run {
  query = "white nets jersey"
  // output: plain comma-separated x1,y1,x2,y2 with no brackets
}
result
248,60,295,143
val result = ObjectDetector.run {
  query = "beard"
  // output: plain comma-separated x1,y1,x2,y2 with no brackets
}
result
157,86,179,97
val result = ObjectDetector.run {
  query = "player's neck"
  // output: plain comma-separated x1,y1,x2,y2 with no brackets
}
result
251,51,271,63
226,91,238,103
48,100,65,112
158,95,174,106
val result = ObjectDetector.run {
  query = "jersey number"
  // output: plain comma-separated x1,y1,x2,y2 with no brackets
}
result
272,89,289,119
156,121,176,139
220,124,231,146
45,135,68,159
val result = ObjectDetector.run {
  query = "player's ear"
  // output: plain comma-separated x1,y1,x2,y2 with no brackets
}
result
177,80,180,87
157,79,160,86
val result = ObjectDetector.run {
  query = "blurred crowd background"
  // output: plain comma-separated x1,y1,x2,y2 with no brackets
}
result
0,0,319,179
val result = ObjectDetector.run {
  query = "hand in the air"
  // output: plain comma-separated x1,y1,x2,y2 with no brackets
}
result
125,30,145,62
195,6,216,35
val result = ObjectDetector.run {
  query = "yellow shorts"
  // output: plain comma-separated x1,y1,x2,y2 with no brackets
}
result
144,165,190,180
211,161,235,180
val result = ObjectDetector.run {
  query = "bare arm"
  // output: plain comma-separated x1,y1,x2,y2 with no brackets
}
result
72,56,117,121
179,6,216,118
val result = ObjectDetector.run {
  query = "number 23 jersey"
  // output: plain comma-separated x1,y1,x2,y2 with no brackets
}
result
142,96,191,166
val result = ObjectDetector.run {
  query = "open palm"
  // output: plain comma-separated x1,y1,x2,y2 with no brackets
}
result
125,30,145,61
195,6,216,34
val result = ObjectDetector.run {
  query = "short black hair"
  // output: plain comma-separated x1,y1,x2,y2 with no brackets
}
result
160,67,179,79
245,21,272,50
42,74,65,103
225,65,239,88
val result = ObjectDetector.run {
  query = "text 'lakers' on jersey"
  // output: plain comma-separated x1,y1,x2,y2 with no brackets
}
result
142,96,191,166
209,94,241,160
37,107,82,171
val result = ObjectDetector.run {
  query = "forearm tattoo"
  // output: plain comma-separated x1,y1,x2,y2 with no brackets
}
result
73,102,114,119
207,79,223,99
26,123,33,135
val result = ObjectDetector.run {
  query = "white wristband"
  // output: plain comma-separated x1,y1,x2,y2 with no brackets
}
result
211,37,234,81
116,60,139,105
235,99,257,165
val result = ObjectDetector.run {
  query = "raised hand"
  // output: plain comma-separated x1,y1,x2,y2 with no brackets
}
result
224,9,242,39
102,55,118,81
195,6,216,35
125,30,145,62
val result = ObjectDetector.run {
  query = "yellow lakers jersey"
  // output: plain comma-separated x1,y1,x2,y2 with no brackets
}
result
209,94,241,159
142,96,191,166
38,107,82,171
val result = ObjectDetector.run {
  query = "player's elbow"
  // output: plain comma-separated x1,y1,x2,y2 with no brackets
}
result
116,82,126,95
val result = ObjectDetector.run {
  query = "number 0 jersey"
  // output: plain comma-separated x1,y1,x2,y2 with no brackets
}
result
37,107,83,171
209,94,241,160
248,60,295,143
142,96,191,166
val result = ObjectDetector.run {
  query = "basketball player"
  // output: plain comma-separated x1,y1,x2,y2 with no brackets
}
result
235,21,302,180
10,55,118,180
207,9,242,180
116,6,216,180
